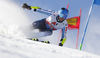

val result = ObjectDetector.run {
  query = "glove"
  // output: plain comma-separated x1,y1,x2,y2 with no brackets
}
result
59,38,66,46
59,43,63,46
22,3,31,10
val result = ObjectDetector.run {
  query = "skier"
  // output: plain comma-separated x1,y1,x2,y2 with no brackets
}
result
22,3,69,46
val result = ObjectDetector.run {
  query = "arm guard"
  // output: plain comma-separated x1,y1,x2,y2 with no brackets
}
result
30,6,55,16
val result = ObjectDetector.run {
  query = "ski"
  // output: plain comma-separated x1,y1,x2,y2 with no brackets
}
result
27,38,50,44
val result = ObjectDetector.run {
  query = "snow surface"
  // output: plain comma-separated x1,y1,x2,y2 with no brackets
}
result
0,0,100,58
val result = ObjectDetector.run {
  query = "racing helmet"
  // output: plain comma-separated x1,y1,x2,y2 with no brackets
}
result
58,8,69,19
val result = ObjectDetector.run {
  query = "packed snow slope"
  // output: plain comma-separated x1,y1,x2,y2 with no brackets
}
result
0,0,100,58
0,36,100,58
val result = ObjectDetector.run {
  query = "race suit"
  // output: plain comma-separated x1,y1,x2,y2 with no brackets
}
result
31,7,68,45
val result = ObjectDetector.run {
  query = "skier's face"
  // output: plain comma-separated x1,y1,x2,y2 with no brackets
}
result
59,16,65,21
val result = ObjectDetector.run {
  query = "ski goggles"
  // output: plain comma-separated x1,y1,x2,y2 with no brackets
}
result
59,13,67,19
